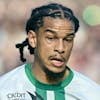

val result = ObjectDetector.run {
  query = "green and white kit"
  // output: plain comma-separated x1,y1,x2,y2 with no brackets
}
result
0,64,100,100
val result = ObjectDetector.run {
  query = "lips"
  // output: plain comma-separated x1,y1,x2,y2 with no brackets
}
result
50,58,64,67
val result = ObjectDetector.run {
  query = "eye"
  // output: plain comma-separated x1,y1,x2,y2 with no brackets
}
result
46,36,57,43
46,37,54,43
47,37,54,40
64,37,74,42
46,36,56,41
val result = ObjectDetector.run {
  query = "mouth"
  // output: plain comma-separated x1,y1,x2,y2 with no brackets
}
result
50,57,65,67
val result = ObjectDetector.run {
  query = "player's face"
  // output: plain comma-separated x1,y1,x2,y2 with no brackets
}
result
32,17,75,74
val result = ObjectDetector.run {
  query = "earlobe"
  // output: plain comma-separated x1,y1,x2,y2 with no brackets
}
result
28,30,37,48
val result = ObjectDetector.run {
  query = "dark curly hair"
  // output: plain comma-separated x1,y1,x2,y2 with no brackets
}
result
16,3,79,62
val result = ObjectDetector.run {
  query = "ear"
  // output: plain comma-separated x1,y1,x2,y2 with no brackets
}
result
28,30,37,48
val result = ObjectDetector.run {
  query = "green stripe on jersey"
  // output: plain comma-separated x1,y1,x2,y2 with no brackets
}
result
36,88,47,100
54,89,65,100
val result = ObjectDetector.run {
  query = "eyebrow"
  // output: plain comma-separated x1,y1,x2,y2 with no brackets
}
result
45,29,75,36
45,29,57,34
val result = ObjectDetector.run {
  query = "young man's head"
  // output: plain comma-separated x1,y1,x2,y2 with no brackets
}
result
16,3,79,79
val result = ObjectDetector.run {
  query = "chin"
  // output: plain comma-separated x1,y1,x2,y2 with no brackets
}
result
43,66,66,79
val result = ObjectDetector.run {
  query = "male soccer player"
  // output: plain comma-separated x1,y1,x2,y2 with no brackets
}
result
0,3,100,100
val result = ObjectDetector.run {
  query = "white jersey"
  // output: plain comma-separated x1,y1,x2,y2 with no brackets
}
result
0,63,100,100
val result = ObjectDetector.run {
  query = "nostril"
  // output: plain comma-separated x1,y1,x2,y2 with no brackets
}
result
54,49,64,54
59,50,64,54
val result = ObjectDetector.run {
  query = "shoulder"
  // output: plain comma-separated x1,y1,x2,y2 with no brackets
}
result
72,70,99,88
0,64,26,88
68,69,100,100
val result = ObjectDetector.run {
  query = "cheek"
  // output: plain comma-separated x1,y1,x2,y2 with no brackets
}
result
40,39,54,52
38,42,53,58
65,43,73,56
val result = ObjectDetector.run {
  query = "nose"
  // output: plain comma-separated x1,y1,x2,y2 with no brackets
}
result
54,39,65,54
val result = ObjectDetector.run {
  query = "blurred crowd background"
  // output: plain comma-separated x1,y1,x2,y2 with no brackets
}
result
0,0,100,84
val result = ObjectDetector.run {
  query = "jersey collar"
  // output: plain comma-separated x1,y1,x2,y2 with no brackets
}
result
25,63,74,90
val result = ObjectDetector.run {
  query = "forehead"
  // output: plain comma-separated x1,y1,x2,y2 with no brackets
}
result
41,17,75,33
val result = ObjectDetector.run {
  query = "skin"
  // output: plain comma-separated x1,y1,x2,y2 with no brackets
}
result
28,17,75,84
